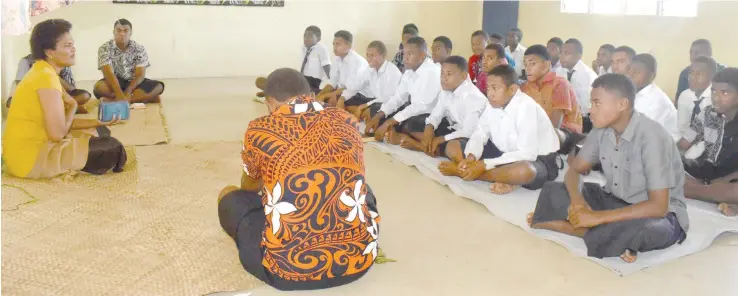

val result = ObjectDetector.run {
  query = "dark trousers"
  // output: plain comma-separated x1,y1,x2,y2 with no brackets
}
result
81,126,127,175
532,182,686,258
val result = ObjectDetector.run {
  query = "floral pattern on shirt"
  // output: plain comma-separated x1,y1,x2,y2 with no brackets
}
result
97,39,150,81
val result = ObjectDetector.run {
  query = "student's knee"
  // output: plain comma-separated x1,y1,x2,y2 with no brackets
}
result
445,140,462,161
532,182,571,223
218,185,241,205
151,83,164,96
255,77,267,90
93,80,111,96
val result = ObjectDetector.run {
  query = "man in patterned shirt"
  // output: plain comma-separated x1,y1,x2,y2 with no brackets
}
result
218,68,380,290
679,68,738,216
8,54,91,113
93,19,164,104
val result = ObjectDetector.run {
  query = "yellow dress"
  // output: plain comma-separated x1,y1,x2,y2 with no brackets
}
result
3,60,90,178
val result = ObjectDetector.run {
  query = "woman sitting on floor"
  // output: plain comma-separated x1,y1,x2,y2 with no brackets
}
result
3,19,127,179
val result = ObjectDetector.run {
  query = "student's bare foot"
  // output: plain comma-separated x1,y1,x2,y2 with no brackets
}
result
399,134,422,150
438,161,460,176
527,212,534,227
387,129,402,145
256,91,265,97
620,249,637,263
490,182,519,194
150,95,161,103
718,203,738,216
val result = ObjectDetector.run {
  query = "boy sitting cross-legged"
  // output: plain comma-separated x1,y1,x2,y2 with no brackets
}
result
439,65,561,194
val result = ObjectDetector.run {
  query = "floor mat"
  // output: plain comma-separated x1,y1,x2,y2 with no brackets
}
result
1,143,262,295
367,141,738,276
77,103,169,146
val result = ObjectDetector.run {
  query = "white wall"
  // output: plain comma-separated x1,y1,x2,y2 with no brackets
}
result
2,0,483,101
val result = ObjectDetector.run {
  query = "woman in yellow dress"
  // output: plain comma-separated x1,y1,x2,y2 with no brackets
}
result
3,19,127,179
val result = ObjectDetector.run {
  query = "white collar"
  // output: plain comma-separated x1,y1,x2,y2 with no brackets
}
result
692,84,712,101
450,78,474,96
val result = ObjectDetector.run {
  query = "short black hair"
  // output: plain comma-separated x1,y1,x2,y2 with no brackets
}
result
564,38,584,55
334,30,353,44
264,68,311,102
547,37,563,48
406,36,427,52
403,23,418,33
489,33,504,41
510,28,523,41
305,25,321,40
368,40,388,56
441,55,468,72
692,56,718,75
30,19,72,60
600,44,615,53
713,67,738,92
692,39,712,50
614,46,636,58
592,73,637,107
402,26,419,36
487,65,519,87
114,18,132,30
433,36,453,51
472,30,489,40
632,53,658,75
485,43,506,60
524,45,551,61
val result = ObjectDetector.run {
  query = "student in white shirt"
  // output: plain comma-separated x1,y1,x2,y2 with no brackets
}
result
505,28,526,78
593,44,614,76
627,53,681,142
677,56,717,138
315,30,370,106
556,38,598,133
365,37,442,142
547,37,563,73
393,56,486,158
440,65,561,195
611,46,636,75
342,41,403,121
254,26,331,102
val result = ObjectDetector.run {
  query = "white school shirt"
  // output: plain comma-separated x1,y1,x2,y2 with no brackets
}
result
677,85,712,139
350,61,402,106
634,83,681,142
425,78,488,141
597,65,612,76
506,44,527,77
380,58,442,123
328,49,371,99
551,60,562,73
300,43,331,80
556,60,598,115
464,90,560,170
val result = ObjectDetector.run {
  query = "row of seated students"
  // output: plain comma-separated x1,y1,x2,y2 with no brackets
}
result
228,24,737,290
3,18,168,179
249,24,737,256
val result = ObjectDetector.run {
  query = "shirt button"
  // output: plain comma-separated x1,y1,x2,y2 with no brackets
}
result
614,183,618,186
614,166,618,169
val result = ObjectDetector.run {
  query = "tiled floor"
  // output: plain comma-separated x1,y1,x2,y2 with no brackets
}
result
7,77,738,295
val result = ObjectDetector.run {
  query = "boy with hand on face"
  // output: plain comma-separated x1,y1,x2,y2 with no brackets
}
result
529,74,689,264
392,56,486,158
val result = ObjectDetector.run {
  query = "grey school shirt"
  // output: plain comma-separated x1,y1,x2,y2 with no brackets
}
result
579,111,689,231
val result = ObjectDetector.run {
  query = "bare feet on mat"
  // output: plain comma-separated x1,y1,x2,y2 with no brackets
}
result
438,161,460,176
527,212,534,227
718,203,738,216
620,249,637,263
256,91,265,97
150,95,161,103
76,105,88,114
399,134,421,150
489,182,519,195
387,129,402,145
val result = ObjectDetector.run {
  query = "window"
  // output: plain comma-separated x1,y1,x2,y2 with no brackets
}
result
561,0,699,17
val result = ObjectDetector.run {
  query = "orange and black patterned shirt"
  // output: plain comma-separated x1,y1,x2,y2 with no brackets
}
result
241,94,379,286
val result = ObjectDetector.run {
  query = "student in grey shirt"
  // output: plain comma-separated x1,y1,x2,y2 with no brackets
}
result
529,74,689,264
